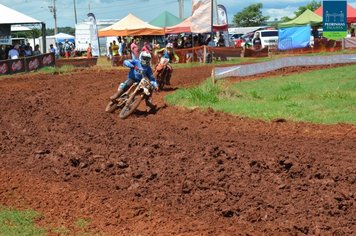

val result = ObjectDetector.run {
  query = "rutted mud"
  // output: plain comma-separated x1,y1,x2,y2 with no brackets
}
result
0,64,355,235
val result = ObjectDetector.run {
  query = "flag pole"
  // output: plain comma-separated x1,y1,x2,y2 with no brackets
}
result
211,0,214,37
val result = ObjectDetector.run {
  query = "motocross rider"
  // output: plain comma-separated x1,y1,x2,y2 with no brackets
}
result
107,51,158,112
155,43,179,85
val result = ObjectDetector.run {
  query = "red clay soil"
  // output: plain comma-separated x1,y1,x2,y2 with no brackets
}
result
0,64,355,236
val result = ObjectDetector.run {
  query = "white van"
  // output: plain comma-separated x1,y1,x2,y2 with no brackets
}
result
252,30,278,48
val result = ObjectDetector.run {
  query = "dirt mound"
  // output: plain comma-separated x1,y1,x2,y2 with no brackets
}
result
0,64,355,235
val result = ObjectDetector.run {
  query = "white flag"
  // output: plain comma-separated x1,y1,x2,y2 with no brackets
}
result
191,0,211,33
87,13,100,57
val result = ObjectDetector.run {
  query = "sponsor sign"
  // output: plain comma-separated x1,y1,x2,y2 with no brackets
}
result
0,53,55,76
25,53,55,72
9,59,25,74
323,0,347,40
0,61,10,75
87,13,100,57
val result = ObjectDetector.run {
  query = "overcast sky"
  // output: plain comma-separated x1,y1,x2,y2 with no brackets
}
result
3,0,356,28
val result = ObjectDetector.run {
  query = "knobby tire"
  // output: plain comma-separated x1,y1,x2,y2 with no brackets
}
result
119,93,144,119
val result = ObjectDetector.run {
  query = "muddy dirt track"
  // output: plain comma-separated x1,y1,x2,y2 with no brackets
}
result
0,64,355,236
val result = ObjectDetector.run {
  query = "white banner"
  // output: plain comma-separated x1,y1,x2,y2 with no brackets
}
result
217,4,228,26
87,13,100,57
191,0,211,33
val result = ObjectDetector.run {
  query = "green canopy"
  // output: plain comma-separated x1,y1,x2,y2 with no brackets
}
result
149,11,182,28
279,9,322,28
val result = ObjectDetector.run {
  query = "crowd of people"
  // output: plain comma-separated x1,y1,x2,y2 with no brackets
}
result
0,43,41,60
0,39,79,61
106,33,226,66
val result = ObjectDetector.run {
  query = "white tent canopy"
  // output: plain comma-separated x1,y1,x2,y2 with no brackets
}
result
48,33,75,42
0,4,41,24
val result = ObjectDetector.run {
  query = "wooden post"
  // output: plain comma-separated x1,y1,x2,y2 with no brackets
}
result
203,45,206,63
211,67,216,84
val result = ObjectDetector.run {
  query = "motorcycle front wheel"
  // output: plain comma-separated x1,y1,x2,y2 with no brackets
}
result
105,100,118,113
119,93,144,119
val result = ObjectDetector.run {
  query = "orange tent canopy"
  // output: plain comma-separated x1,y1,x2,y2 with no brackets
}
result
165,17,192,34
165,17,228,34
314,4,356,23
98,13,164,37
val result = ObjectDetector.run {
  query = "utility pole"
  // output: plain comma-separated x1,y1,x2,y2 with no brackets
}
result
48,0,58,35
73,0,78,24
178,0,184,20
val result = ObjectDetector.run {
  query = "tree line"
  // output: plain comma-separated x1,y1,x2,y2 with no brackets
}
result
233,1,321,27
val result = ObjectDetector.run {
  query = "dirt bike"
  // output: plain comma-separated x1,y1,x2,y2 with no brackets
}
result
105,70,155,119
154,57,170,90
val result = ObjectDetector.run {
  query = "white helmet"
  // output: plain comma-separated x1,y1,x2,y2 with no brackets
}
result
139,51,151,66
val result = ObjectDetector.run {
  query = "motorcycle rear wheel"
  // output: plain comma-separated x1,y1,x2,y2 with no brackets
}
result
119,93,144,119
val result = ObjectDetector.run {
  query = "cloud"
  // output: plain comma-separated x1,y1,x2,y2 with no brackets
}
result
264,7,296,21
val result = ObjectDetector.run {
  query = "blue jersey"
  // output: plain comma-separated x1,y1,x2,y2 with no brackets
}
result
123,59,158,87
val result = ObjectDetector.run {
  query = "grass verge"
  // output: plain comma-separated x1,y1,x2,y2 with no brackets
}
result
166,64,356,124
0,206,97,236
0,206,45,236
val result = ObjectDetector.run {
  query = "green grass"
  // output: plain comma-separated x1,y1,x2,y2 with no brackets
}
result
166,64,356,124
38,65,76,74
0,206,99,236
0,206,45,236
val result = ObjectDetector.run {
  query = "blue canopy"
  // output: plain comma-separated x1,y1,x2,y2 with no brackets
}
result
278,25,311,50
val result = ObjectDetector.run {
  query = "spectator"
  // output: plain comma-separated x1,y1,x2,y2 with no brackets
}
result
87,43,92,58
8,44,20,59
141,41,152,54
217,33,225,47
107,42,113,61
121,38,127,55
63,40,72,58
112,40,119,66
130,38,139,60
33,44,41,55
351,28,355,37
252,32,262,50
24,45,32,57
118,37,123,57
312,26,319,39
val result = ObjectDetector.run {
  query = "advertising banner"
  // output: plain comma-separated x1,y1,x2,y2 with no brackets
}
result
25,53,55,72
0,53,55,76
0,24,11,45
87,13,100,56
9,59,25,74
191,0,211,33
323,0,347,40
41,53,55,67
216,4,228,26
0,60,10,75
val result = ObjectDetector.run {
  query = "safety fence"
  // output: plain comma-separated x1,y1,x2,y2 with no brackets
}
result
213,53,356,81
0,53,55,76
152,46,243,64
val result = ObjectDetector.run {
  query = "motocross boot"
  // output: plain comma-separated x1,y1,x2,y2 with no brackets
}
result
166,73,172,85
110,88,124,101
145,97,157,113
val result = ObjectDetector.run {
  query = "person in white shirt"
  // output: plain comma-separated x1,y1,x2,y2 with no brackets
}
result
8,45,20,59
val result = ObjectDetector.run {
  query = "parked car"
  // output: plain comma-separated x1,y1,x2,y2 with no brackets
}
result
229,33,243,41
252,30,278,48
